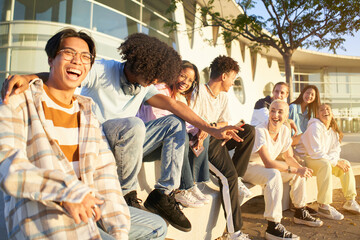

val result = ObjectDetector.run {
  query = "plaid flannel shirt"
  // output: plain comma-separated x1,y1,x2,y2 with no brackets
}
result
0,79,130,239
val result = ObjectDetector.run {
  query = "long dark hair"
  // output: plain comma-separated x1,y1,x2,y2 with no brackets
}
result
171,60,200,105
291,85,321,120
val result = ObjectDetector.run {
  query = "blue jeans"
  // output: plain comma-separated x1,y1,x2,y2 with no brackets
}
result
180,134,210,190
103,115,186,195
99,206,167,240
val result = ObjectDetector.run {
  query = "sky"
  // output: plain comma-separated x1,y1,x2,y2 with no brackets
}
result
246,2,360,57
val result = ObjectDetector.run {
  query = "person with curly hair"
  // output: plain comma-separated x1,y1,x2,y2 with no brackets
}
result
1,33,242,233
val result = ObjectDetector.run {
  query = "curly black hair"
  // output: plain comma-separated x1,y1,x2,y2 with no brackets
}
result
118,33,182,86
209,55,239,79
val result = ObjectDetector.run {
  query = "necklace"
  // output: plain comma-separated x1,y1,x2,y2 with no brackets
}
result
205,83,217,99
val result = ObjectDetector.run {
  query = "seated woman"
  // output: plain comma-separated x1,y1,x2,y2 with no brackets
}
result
137,60,210,208
243,100,323,240
289,85,321,145
295,103,360,220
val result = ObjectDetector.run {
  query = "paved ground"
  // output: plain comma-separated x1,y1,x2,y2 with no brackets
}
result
238,175,360,240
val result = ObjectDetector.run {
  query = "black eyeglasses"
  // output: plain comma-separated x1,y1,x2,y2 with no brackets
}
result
57,48,93,64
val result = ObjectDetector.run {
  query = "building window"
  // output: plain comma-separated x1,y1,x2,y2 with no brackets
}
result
263,82,274,97
95,0,140,20
93,4,137,39
233,77,245,104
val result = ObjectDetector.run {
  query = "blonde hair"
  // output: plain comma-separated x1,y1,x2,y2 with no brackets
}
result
270,99,289,115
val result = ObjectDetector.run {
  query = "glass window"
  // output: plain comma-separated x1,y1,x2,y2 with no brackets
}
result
142,7,167,32
0,73,6,89
10,48,48,73
0,48,6,71
143,0,171,19
14,0,26,20
95,0,140,20
93,4,137,39
1,0,12,21
11,33,50,48
70,0,91,28
233,77,245,104
0,27,8,47
263,82,274,97
13,0,89,27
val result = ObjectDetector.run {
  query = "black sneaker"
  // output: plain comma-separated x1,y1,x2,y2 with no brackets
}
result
294,207,323,227
124,190,142,209
265,222,299,240
305,206,318,216
144,189,191,232
290,205,318,216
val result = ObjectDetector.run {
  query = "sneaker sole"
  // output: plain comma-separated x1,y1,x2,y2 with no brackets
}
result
293,217,323,227
317,211,344,220
178,201,204,208
174,198,204,208
343,207,360,215
144,201,192,232
265,232,300,240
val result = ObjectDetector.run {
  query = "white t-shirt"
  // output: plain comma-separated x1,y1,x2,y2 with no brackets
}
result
190,84,231,123
250,121,292,163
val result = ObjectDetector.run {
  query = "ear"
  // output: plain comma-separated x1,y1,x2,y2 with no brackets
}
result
48,57,54,68
221,72,227,81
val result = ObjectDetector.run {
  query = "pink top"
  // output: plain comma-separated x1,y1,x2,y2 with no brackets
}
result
136,83,199,136
137,83,172,122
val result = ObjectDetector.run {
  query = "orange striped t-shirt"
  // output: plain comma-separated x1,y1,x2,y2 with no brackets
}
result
42,84,81,178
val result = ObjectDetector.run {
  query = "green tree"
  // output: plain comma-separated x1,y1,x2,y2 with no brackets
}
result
168,0,360,99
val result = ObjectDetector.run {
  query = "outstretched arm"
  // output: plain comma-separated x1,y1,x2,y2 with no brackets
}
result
146,93,243,142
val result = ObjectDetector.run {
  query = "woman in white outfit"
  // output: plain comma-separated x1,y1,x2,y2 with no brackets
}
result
295,103,360,220
243,100,323,240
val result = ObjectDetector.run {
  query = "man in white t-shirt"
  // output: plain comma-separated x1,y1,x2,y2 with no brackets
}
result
250,82,289,126
243,100,323,240
190,55,255,240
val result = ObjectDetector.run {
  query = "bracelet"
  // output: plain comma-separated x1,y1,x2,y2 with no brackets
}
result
210,122,217,127
287,165,291,173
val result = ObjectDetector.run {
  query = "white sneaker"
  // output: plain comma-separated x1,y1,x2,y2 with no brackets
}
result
190,185,211,204
175,189,204,208
318,204,344,220
224,230,251,240
343,199,360,214
238,178,252,198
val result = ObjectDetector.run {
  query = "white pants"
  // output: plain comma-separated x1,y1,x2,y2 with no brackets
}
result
243,161,307,223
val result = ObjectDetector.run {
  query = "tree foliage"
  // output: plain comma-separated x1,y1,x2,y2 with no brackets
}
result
167,0,360,97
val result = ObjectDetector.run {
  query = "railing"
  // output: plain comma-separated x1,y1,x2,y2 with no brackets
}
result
335,117,360,133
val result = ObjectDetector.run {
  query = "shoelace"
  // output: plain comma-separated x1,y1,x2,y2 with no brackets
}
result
128,197,142,207
275,223,292,238
169,192,185,214
302,209,316,221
